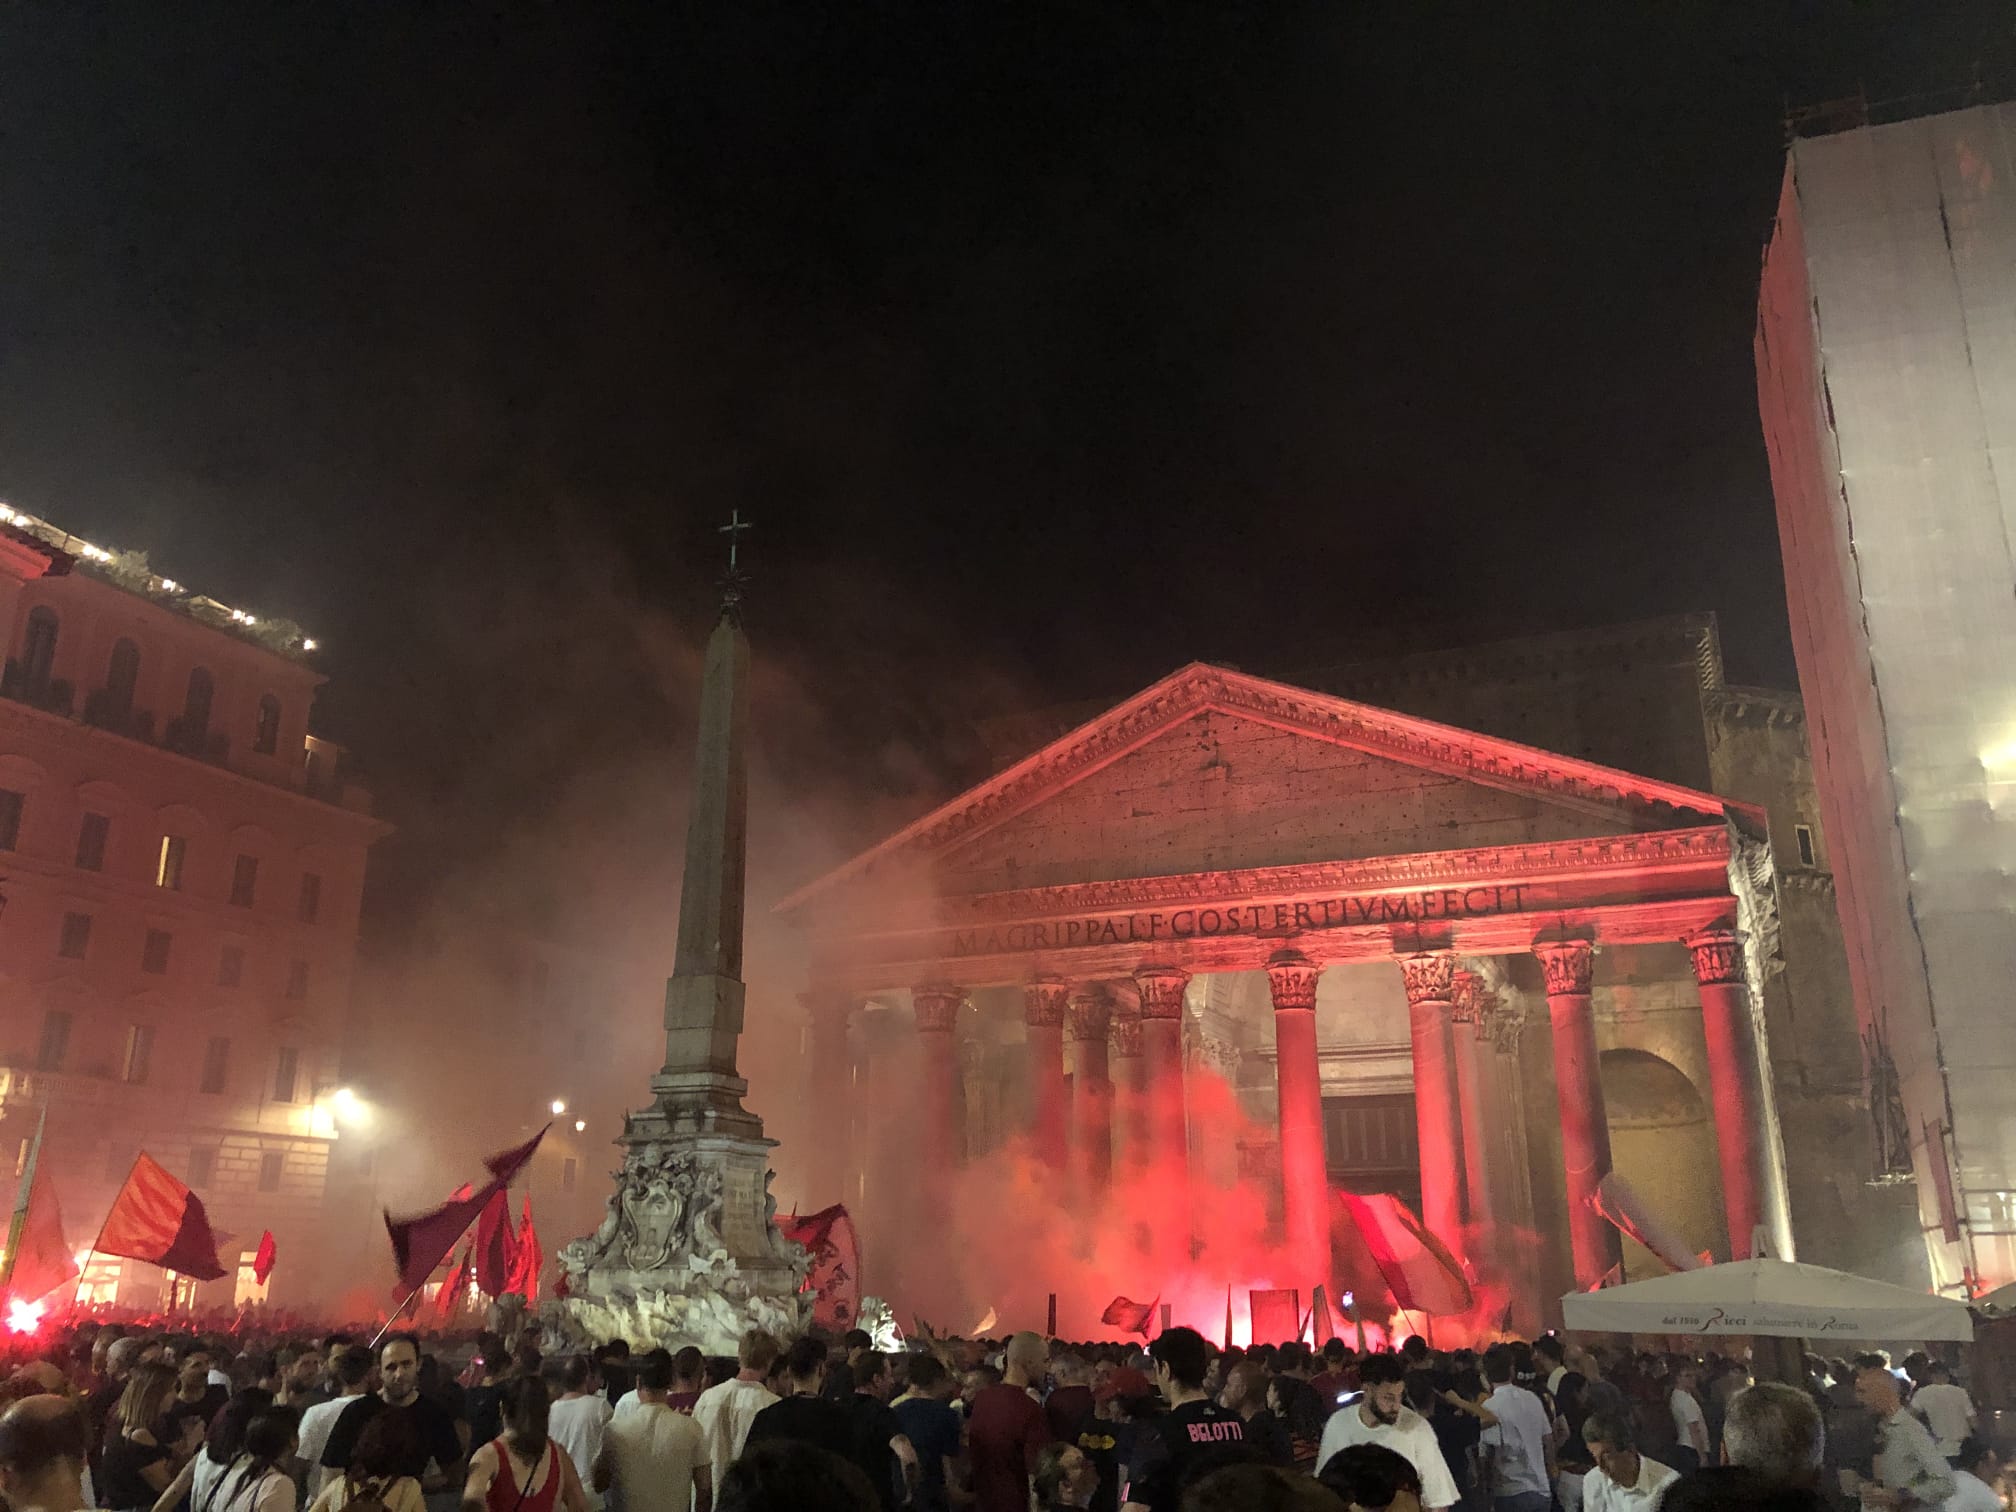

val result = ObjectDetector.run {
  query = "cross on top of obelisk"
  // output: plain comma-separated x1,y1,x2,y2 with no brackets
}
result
717,509,753,618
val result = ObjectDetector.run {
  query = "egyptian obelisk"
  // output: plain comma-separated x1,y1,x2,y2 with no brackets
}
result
550,515,810,1350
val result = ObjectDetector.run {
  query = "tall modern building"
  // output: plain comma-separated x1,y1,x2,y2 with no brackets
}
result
0,510,387,1307
1757,99,2016,1296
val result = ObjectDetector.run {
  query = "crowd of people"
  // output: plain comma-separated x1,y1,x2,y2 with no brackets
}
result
0,1318,1998,1512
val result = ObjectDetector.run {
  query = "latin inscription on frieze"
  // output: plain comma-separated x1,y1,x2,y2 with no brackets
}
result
948,883,1530,957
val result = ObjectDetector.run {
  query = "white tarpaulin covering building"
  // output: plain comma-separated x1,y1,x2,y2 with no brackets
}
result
1562,1258,1973,1341
1756,101,2016,1299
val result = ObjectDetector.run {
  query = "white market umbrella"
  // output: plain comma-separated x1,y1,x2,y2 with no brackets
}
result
1560,1257,1972,1342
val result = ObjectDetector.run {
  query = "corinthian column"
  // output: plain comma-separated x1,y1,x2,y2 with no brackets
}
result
1023,980,1071,1170
1133,967,1191,1180
1109,1001,1146,1166
1449,970,1499,1231
1399,952,1466,1247
1684,927,1794,1261
1265,950,1328,1267
911,985,967,1181
800,990,856,1205
1067,989,1114,1189
1534,940,1622,1289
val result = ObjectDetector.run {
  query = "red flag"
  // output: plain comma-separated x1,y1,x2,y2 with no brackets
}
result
1248,1288,1300,1345
5,1157,76,1303
777,1205,861,1331
508,1196,542,1303
98,1154,227,1281
436,1245,472,1319
1099,1295,1158,1336
252,1230,277,1285
473,1188,518,1295
1336,1191,1472,1317
383,1126,548,1296
1311,1284,1338,1347
484,1127,548,1184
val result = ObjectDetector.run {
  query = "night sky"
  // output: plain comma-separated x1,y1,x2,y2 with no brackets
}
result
3,5,2012,926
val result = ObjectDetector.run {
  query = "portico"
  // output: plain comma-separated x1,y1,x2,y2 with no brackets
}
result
777,663,1797,1322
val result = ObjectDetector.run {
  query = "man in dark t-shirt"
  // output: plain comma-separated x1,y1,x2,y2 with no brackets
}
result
320,1335,464,1488
893,1356,963,1512
1122,1328,1250,1512
837,1353,913,1511
746,1336,856,1462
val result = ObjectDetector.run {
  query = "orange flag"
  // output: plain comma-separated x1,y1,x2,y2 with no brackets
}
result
4,1145,76,1303
98,1154,226,1281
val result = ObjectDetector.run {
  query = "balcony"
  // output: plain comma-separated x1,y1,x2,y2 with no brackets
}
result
163,715,230,766
0,661,73,717
81,689,156,742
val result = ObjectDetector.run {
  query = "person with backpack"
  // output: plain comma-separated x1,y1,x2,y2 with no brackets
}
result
307,1414,425,1512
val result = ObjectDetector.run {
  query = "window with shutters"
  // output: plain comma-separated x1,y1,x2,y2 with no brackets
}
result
75,813,108,871
200,1037,230,1094
36,1011,70,1071
230,855,258,907
156,835,186,890
258,1152,282,1192
123,1025,154,1085
57,912,91,960
141,929,171,974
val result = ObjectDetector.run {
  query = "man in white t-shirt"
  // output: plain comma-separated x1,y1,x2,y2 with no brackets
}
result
1946,1439,2003,1512
691,1330,781,1492
1580,1410,1677,1512
1909,1362,1975,1459
595,1356,709,1512
1316,1356,1460,1512
1479,1345,1555,1512
545,1356,614,1511
1666,1364,1708,1473
297,1346,372,1498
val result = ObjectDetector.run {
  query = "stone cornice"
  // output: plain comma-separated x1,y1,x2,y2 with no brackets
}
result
776,660,1736,917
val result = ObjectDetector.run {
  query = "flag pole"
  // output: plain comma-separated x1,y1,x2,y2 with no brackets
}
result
71,1149,133,1311
371,1281,427,1350
0,1105,48,1293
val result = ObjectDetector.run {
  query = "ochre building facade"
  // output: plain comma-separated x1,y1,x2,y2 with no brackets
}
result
0,522,386,1308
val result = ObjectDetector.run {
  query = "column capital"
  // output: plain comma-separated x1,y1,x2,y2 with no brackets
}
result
911,984,966,1034
1682,926,1745,986
1449,968,1486,1025
1533,939,1595,997
1398,951,1456,1006
1133,966,1191,1021
1024,979,1070,1028
1264,949,1320,1012
1066,989,1112,1042
799,988,857,1026
1108,998,1143,1056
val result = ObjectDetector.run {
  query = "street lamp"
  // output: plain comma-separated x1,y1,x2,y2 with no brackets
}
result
550,1099,566,1116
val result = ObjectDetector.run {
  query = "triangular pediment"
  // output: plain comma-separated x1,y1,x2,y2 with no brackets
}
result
778,663,1733,915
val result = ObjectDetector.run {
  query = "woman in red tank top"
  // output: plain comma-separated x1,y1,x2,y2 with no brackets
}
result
463,1378,587,1512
